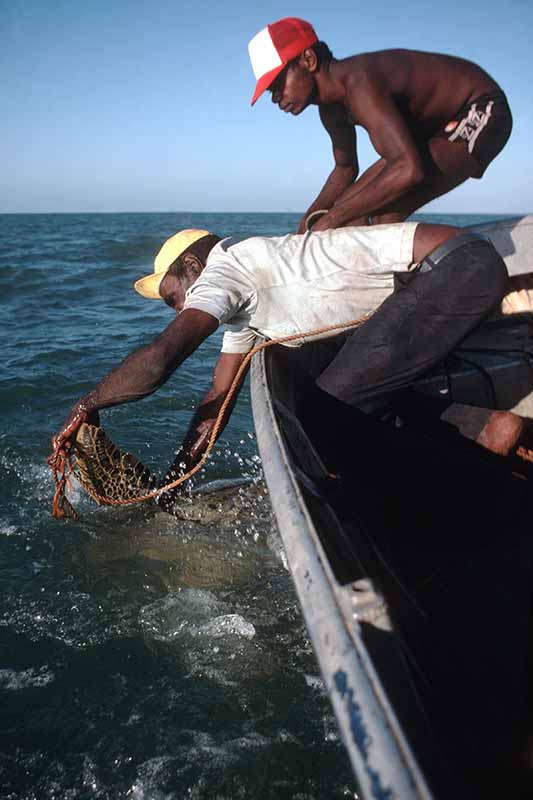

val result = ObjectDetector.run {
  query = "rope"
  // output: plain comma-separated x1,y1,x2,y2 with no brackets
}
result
49,314,372,519
50,447,79,520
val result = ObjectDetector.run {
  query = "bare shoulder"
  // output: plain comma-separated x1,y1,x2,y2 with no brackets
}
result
333,54,392,122
332,50,392,92
335,50,396,70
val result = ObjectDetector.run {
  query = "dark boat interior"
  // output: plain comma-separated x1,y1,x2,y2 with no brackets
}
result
264,319,533,799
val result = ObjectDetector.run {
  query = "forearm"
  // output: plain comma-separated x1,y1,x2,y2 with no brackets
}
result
53,343,171,447
73,337,183,418
298,164,357,233
326,157,423,227
163,387,229,482
304,164,358,218
50,309,218,462
78,311,217,415
160,355,248,492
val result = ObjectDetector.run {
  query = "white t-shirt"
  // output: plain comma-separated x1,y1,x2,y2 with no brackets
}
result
183,223,418,354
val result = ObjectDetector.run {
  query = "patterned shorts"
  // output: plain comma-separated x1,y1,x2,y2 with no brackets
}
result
437,90,513,178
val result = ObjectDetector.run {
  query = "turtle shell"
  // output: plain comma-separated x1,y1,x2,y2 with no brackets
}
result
72,424,155,505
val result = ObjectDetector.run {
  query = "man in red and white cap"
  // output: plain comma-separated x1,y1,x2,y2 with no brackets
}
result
248,17,512,234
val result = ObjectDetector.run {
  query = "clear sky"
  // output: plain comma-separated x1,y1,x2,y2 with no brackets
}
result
2,0,532,214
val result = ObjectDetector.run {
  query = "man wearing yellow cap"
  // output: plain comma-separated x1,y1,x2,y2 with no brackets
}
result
50,221,533,511
248,18,512,234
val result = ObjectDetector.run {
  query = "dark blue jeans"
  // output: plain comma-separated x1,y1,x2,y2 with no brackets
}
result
315,233,508,408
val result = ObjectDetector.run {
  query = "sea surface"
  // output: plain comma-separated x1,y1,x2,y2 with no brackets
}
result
0,211,517,799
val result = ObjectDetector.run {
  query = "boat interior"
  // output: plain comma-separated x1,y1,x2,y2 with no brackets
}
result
263,313,533,799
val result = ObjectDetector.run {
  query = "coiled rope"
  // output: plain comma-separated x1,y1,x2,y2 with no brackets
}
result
49,313,372,520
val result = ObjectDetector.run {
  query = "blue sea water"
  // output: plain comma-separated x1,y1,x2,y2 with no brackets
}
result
0,211,517,799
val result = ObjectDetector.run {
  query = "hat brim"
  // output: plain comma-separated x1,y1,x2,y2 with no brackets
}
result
134,272,165,300
251,64,287,105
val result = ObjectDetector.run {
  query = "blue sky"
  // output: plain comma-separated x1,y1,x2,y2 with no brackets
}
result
2,0,532,214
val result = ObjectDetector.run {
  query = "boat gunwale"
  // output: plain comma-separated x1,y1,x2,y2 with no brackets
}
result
251,347,433,800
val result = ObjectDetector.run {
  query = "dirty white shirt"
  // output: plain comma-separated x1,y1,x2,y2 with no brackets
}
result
182,223,418,353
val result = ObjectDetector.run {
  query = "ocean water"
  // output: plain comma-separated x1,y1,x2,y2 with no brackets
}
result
0,211,516,799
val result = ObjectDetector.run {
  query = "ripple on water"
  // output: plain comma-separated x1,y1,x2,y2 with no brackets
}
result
127,731,278,800
0,589,137,649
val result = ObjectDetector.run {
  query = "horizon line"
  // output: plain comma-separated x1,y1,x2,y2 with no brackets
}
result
0,210,528,217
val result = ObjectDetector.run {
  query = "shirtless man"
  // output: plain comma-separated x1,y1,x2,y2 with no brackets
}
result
49,223,529,511
248,17,513,233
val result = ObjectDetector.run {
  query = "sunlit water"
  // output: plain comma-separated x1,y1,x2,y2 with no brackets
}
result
0,211,514,798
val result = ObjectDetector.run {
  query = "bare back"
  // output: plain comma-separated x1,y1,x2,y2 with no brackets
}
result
337,49,500,134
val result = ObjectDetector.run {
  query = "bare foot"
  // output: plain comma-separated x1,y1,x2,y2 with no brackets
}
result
476,410,525,456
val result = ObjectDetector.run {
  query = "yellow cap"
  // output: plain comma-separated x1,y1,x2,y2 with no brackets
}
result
134,229,211,299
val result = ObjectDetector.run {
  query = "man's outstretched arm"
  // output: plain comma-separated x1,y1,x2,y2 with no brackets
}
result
50,309,218,454
157,351,248,510
297,104,358,234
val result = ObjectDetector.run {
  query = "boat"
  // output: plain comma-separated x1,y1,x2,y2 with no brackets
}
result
250,215,533,799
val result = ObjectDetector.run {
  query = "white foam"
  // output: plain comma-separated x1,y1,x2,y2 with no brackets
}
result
198,614,256,640
304,674,325,692
267,528,289,571
0,666,55,690
139,591,255,643
139,589,226,642
0,521,21,537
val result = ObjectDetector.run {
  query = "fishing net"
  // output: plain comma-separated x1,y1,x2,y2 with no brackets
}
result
72,423,156,505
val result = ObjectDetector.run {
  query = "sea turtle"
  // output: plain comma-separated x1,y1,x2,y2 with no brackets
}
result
71,424,268,523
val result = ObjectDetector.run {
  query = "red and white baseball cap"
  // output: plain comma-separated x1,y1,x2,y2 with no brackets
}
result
248,17,318,106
